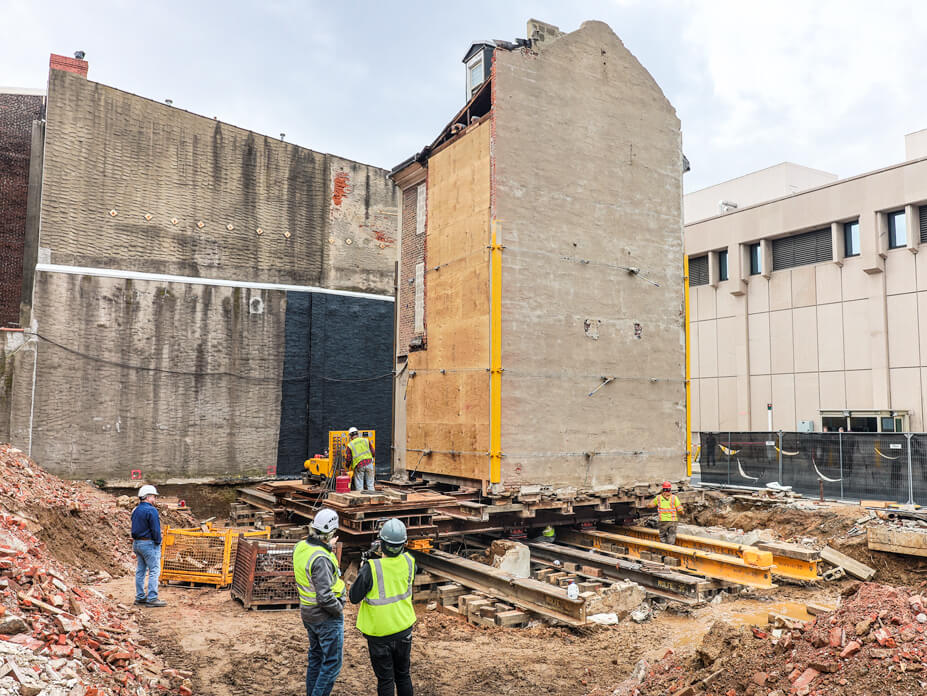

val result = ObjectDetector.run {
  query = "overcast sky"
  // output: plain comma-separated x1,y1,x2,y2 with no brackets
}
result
3,0,926,192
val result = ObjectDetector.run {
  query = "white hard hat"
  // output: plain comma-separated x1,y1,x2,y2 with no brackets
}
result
138,484,159,498
311,508,339,534
348,427,359,435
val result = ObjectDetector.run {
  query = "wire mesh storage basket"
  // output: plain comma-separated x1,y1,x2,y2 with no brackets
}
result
230,538,300,609
160,523,271,587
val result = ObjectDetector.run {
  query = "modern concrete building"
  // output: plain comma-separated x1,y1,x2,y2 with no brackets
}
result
1,55,399,482
686,134,927,439
391,20,687,492
684,163,837,225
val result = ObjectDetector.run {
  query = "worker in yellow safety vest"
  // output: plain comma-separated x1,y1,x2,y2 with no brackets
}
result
293,508,346,696
346,427,376,491
349,518,416,696
651,481,683,545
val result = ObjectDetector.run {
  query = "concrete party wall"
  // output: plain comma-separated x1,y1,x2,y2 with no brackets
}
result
38,70,397,293
9,272,285,481
493,21,686,488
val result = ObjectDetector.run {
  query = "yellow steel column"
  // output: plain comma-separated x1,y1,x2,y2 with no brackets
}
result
489,220,503,485
684,255,692,477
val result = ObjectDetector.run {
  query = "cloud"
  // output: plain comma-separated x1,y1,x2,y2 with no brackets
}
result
678,0,927,188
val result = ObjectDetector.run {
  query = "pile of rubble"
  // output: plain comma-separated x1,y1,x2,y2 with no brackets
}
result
631,582,927,696
0,444,194,695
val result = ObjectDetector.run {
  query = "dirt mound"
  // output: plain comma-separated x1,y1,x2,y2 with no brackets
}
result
638,582,927,696
0,444,194,578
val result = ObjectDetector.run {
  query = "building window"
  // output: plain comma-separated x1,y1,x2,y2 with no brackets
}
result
920,205,927,244
843,221,860,257
749,243,762,275
415,183,426,236
718,250,728,281
688,255,708,287
414,262,425,333
887,209,906,249
771,227,832,271
467,55,485,99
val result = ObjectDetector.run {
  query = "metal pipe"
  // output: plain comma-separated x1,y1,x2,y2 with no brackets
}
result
777,430,783,485
488,220,503,486
906,432,915,506
839,431,844,499
684,255,692,478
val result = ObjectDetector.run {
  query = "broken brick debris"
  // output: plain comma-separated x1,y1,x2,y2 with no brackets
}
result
638,582,927,696
0,444,194,695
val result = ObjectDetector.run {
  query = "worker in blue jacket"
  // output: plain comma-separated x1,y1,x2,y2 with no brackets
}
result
131,485,166,607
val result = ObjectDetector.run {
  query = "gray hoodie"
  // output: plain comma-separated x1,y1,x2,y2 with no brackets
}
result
299,533,346,625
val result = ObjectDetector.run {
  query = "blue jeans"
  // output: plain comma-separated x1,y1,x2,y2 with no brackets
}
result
354,463,375,491
133,540,160,602
302,614,344,696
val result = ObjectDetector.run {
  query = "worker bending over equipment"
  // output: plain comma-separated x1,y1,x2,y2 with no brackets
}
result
346,427,376,491
652,481,683,545
350,518,416,696
294,508,345,696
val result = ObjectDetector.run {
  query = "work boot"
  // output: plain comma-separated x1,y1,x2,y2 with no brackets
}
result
134,599,147,606
146,599,167,607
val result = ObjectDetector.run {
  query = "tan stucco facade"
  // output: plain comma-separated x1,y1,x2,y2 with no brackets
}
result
687,156,927,436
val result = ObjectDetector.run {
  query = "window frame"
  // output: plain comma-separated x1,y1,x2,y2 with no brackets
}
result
718,249,728,282
466,54,484,99
887,209,907,249
748,243,762,276
843,220,860,257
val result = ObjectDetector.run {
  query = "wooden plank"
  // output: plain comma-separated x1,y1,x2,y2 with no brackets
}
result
820,545,875,580
867,526,927,558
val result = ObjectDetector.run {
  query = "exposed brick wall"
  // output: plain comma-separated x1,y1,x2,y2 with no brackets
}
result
49,54,88,77
397,183,426,355
0,92,45,326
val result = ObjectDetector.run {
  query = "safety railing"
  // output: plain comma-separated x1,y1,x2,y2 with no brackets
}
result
697,431,927,504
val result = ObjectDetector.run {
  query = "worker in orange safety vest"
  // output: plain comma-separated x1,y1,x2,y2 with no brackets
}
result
651,481,683,545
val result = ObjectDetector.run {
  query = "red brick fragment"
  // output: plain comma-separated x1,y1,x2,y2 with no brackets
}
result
792,667,820,692
840,641,861,658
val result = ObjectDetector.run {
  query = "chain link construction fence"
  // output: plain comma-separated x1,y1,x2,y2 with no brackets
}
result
697,431,927,505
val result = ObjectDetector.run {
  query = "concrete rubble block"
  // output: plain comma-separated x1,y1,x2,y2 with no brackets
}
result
489,539,531,578
584,581,646,618
0,615,29,635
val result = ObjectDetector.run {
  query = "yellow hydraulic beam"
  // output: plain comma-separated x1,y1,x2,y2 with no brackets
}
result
684,255,691,477
560,529,775,589
613,526,821,583
489,220,503,486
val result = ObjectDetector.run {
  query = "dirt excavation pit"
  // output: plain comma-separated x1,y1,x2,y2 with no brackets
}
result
2,445,926,696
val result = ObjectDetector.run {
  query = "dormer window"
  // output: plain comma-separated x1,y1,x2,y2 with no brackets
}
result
462,42,495,101
467,55,485,99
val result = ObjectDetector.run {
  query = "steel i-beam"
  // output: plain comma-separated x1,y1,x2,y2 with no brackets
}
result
411,549,586,625
607,525,820,583
558,529,775,589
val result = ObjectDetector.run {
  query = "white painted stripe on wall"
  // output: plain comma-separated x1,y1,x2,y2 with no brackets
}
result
35,263,395,302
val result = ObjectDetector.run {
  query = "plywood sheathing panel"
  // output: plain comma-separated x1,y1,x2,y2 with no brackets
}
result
407,121,492,481
492,21,685,488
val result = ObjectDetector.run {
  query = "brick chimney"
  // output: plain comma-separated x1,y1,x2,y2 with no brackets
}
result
49,53,89,78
